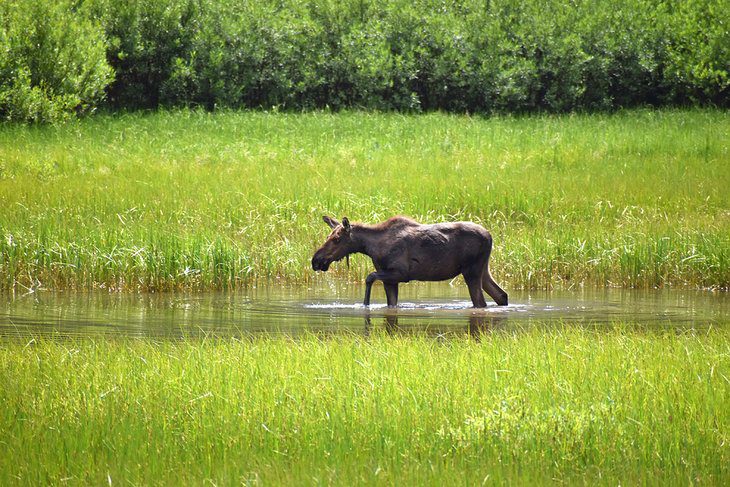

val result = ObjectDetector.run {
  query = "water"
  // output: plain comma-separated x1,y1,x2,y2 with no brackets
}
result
0,282,727,339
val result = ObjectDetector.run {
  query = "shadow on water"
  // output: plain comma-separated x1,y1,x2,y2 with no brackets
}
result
0,282,727,339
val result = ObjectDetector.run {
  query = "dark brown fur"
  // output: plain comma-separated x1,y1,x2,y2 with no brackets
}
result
312,216,508,307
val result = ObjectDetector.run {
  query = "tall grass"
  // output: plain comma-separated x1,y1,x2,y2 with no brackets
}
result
0,109,728,291
0,327,727,484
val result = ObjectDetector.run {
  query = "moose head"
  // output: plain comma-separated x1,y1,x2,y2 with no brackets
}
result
311,216,355,272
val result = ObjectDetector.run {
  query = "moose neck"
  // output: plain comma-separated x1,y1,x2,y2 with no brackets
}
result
350,223,383,258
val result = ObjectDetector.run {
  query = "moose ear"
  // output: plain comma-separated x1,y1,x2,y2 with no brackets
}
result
342,217,351,232
323,215,339,229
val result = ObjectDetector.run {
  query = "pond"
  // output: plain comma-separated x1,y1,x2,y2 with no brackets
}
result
1,282,727,339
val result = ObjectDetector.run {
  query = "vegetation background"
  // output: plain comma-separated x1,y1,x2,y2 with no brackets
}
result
1,2,728,485
0,1,728,291
1,0,728,123
1,110,728,292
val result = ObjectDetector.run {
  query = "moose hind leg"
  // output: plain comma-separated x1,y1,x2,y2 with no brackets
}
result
482,264,508,306
464,273,487,308
384,282,399,307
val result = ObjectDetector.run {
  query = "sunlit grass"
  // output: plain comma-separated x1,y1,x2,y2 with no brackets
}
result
0,109,728,291
0,326,727,484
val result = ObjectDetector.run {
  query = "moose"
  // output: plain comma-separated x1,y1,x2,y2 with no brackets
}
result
311,216,508,308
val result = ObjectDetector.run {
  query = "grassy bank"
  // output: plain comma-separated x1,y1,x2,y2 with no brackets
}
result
1,109,728,291
0,327,727,484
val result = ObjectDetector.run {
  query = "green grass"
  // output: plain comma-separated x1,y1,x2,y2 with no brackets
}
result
0,327,727,485
0,109,728,291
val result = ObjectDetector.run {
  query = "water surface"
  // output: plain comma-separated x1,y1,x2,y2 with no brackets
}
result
1,282,727,339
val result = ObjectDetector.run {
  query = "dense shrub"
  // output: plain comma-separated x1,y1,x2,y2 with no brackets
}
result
0,0,113,123
662,0,730,104
83,0,206,109
1,0,728,120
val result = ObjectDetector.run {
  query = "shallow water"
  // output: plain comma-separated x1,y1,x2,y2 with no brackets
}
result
0,282,727,338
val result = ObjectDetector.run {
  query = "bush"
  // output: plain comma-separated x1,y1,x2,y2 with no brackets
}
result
0,0,113,123
1,0,728,121
662,0,730,104
82,0,206,109
83,0,729,114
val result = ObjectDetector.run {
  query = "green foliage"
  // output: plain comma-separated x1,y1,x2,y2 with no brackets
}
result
1,0,728,118
0,0,113,123
1,329,728,483
0,110,727,291
84,0,205,108
662,0,730,103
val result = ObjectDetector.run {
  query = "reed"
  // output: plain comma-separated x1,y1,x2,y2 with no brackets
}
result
0,326,727,484
0,109,728,291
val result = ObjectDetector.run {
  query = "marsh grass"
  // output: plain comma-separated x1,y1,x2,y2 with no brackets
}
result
0,326,727,484
0,109,728,291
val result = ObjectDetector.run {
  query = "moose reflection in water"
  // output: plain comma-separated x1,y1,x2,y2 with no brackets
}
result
312,216,508,308
363,311,506,339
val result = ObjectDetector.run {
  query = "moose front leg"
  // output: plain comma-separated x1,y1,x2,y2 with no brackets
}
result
383,282,399,307
363,271,404,306
363,272,378,306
